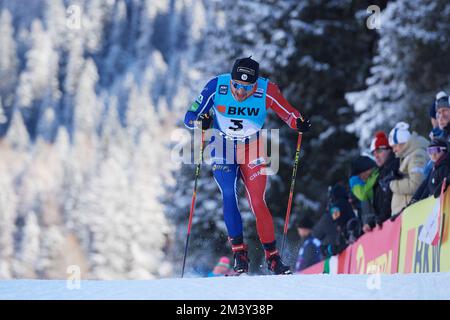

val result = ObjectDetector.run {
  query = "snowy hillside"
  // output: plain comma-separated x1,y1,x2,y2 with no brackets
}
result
1,273,450,300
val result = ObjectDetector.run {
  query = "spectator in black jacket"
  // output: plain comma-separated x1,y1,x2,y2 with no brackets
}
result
321,184,359,258
312,209,339,252
412,138,450,202
371,131,400,226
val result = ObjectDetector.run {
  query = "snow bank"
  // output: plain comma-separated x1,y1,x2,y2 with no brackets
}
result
1,273,449,300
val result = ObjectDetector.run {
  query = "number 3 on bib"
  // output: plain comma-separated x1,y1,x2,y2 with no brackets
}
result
229,119,244,131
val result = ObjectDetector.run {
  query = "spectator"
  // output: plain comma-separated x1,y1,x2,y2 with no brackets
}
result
207,256,232,277
349,155,378,232
321,184,358,258
434,92,450,141
388,122,429,215
295,217,322,272
424,92,450,177
312,209,339,255
429,91,448,140
371,131,400,225
412,138,450,202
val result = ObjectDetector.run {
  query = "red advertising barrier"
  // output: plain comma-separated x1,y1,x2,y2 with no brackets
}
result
348,216,402,274
298,191,450,275
338,247,351,274
299,260,325,274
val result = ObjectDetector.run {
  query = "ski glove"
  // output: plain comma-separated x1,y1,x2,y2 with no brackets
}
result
378,171,401,192
198,114,212,130
296,116,311,133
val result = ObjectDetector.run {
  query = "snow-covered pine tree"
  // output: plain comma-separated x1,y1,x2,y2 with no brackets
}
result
347,0,450,146
15,19,61,139
0,9,18,136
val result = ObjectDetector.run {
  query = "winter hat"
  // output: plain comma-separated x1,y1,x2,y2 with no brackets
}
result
218,256,230,267
350,156,376,176
436,91,448,100
231,56,259,83
388,122,411,146
370,131,390,152
328,184,349,203
296,216,314,229
212,256,231,276
326,184,354,227
428,138,448,150
435,91,450,112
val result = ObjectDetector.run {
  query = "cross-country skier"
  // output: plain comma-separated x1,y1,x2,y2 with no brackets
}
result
184,57,311,275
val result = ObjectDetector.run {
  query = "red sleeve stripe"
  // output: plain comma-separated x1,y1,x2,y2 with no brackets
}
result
266,93,300,120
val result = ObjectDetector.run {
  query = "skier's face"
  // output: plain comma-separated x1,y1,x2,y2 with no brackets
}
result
231,80,256,102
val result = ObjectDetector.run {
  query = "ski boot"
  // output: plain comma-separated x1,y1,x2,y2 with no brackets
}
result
266,252,292,275
232,244,249,274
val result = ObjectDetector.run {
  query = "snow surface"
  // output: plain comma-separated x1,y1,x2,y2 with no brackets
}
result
1,273,450,300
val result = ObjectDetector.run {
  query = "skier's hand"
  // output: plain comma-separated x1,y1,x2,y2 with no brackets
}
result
296,116,311,133
198,114,212,130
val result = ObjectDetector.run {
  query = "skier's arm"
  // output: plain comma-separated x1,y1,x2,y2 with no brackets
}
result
184,77,217,129
266,82,302,129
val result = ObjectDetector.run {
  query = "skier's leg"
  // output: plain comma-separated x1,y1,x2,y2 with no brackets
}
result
212,163,242,239
240,161,275,246
240,161,291,274
212,162,249,272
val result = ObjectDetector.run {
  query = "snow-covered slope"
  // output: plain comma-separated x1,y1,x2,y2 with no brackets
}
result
1,273,450,300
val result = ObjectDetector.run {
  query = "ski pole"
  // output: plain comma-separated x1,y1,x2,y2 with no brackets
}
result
181,128,205,278
281,128,304,259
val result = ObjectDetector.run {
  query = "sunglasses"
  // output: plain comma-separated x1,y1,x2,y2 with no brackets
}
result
427,146,446,155
231,80,255,92
371,147,389,155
